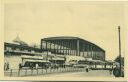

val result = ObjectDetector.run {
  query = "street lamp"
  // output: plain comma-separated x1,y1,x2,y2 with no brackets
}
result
118,26,122,77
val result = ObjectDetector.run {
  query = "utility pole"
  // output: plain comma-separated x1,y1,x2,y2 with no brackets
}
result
118,26,122,77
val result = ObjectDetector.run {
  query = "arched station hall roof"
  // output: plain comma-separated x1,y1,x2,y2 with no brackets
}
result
41,36,105,52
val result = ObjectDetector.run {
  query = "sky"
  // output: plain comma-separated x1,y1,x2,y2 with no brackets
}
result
4,1,127,60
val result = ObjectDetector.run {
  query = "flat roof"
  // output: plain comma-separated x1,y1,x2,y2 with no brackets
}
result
43,36,79,40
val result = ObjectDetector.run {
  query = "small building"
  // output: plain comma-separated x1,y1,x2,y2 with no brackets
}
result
4,42,47,69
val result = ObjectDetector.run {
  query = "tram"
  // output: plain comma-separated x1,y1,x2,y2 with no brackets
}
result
20,55,51,69
73,60,89,68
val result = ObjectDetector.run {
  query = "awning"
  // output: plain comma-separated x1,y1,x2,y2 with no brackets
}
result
86,59,105,63
21,55,43,60
23,59,49,63
51,57,65,60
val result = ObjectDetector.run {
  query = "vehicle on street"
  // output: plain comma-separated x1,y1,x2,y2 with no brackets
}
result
20,55,51,69
73,60,89,68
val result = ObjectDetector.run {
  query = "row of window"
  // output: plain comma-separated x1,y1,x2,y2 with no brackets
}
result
5,46,39,53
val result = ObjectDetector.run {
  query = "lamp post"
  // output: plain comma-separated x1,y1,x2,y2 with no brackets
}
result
118,26,122,77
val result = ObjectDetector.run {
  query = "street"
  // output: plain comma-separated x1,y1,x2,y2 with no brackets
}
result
28,70,114,77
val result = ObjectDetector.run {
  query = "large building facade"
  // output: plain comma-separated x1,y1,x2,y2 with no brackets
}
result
4,36,105,69
41,36,105,61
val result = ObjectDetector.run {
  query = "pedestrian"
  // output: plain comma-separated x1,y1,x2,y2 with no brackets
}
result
4,63,7,71
86,68,89,72
86,65,89,72
6,62,9,70
30,63,33,69
109,69,112,75
19,63,22,70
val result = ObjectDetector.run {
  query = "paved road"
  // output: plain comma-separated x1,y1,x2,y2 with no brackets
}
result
29,70,114,77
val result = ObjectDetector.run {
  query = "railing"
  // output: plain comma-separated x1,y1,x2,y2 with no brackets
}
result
4,67,87,77
4,64,114,77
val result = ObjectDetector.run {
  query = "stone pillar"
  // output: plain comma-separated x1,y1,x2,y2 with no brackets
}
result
63,41,66,55
71,41,74,55
49,41,52,51
67,41,69,55
41,41,45,50
45,41,47,50
83,43,85,57
87,44,89,58
56,41,59,55
66,42,68,55
68,41,70,55
77,39,80,56
53,41,56,55
70,41,72,55
90,45,93,58
45,41,48,61
41,39,42,50
59,40,62,54
62,41,64,55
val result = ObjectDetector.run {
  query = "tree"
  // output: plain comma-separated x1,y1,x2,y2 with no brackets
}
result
113,56,124,77
114,56,124,66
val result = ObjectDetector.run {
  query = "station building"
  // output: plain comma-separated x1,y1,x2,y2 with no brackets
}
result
41,36,105,61
4,36,106,69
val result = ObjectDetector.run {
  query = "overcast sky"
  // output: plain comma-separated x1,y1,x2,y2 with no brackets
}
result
4,1,127,60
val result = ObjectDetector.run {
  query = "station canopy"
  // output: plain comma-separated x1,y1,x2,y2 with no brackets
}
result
41,36,105,52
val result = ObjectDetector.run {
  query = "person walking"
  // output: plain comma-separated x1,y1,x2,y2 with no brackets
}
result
19,63,22,70
86,65,89,72
109,68,113,75
6,62,9,70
